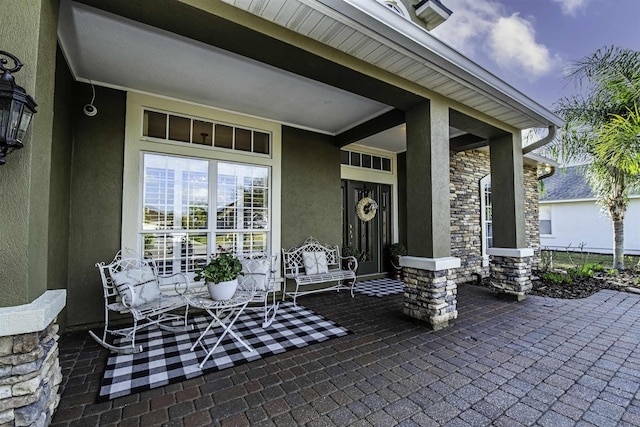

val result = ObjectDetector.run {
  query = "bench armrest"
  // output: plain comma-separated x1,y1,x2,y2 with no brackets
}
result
338,255,358,273
159,272,191,295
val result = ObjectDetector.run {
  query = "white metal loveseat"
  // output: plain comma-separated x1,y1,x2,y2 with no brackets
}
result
281,236,358,305
90,249,192,354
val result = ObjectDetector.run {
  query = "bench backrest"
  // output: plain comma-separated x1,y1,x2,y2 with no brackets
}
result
282,236,340,276
96,249,162,308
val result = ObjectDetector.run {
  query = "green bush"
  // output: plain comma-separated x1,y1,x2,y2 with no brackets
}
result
543,271,573,284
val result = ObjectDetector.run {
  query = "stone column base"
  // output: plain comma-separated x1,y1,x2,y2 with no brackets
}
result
400,256,460,330
487,248,533,301
0,290,66,426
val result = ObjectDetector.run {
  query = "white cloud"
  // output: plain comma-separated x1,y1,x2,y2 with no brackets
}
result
431,0,558,80
488,14,553,78
551,0,588,15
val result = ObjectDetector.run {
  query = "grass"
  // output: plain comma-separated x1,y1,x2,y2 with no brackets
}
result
542,250,640,270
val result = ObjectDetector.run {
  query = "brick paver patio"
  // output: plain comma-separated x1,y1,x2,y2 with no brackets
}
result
51,283,640,426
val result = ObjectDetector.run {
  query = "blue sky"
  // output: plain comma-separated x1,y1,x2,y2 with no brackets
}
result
430,0,640,111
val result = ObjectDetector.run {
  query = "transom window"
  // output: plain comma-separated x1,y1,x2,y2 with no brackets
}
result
143,109,270,155
341,149,392,172
141,153,270,274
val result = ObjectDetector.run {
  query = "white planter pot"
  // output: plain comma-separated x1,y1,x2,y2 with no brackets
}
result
207,278,238,300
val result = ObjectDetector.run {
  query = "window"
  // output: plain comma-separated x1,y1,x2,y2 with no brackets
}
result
376,0,410,18
141,153,269,274
539,205,552,235
480,175,492,262
341,149,392,172
142,110,271,156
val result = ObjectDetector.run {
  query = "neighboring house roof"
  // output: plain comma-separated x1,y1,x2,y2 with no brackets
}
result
540,166,594,201
541,166,640,201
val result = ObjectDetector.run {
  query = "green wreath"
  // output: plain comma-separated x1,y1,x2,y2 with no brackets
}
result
356,197,378,222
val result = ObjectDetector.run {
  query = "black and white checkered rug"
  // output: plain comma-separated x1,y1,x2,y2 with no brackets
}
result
97,303,350,402
354,278,404,297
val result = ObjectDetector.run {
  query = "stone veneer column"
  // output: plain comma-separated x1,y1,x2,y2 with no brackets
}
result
0,290,65,426
400,257,460,330
487,248,534,301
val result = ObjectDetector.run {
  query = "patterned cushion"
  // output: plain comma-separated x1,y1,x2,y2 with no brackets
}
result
112,266,161,308
302,251,329,275
238,258,270,291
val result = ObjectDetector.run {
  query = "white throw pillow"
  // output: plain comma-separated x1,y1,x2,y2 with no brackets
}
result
302,251,329,275
112,266,161,308
238,258,270,291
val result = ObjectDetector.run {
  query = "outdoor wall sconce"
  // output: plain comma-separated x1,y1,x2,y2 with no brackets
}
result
0,51,37,166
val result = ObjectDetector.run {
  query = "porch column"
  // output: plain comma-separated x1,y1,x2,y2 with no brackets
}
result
0,2,65,425
401,100,460,330
488,133,533,300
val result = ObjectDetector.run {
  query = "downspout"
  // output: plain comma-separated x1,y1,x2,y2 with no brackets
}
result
522,125,557,180
522,125,556,154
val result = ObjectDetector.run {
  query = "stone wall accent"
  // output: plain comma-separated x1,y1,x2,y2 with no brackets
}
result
449,150,540,282
523,166,540,268
449,150,490,283
489,255,533,300
403,267,458,330
0,322,62,427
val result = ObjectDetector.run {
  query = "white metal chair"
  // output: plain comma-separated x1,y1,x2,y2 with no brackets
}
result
237,252,279,328
89,249,192,354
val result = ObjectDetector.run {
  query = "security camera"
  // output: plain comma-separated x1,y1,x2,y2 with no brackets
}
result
83,104,97,117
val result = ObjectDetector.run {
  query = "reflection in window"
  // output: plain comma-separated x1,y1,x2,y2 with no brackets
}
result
140,154,270,274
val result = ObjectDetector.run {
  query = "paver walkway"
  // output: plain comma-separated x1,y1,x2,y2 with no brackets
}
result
51,283,640,426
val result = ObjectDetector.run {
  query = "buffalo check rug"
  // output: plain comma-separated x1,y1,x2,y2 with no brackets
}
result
97,302,351,402
354,278,404,297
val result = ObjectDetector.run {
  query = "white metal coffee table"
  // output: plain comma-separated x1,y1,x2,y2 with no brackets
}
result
186,284,256,368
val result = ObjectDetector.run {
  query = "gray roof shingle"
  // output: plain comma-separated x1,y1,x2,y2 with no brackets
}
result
540,166,594,201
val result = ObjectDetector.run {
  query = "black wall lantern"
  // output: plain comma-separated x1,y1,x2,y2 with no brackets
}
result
0,51,37,166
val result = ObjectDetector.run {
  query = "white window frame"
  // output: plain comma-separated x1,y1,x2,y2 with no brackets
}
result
480,175,492,267
539,205,552,236
122,92,282,280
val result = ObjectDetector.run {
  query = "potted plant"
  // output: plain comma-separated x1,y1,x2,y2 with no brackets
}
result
195,247,243,300
389,243,407,280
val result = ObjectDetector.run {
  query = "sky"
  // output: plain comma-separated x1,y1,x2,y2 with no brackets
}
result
430,0,640,112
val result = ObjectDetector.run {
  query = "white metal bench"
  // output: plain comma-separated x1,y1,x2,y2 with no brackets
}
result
90,249,192,354
281,236,358,305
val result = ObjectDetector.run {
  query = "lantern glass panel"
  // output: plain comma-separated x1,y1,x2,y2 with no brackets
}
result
0,98,9,140
15,109,33,144
8,101,23,143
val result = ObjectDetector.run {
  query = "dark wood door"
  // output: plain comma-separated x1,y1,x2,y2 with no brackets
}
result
342,180,392,275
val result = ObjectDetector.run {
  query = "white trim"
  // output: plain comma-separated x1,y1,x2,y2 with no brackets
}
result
0,290,66,337
399,256,461,271
479,174,491,259
122,92,282,278
487,247,534,258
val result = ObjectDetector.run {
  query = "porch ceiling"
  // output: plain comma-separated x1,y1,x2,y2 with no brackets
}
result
58,0,392,135
58,0,561,154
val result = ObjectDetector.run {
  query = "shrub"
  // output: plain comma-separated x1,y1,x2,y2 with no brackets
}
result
543,271,573,284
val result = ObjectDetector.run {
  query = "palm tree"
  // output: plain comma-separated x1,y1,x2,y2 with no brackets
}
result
551,46,640,270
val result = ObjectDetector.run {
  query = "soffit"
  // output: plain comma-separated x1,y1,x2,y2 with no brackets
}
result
220,0,563,130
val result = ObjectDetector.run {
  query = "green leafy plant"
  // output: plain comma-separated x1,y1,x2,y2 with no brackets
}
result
389,243,408,257
542,271,573,285
607,268,618,276
343,245,362,258
195,247,243,284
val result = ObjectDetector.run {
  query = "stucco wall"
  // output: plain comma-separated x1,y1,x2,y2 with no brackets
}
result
0,0,59,306
281,127,342,249
47,47,75,330
65,85,126,328
449,150,540,283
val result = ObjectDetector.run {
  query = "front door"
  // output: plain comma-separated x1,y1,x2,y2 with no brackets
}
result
342,180,392,275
